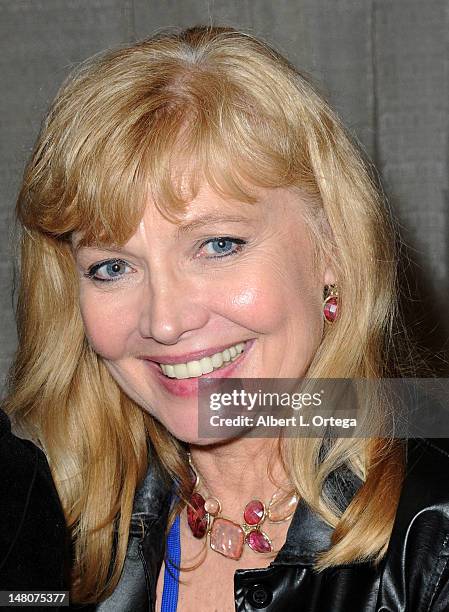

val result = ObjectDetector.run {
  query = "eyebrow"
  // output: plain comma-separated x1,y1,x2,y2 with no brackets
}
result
73,244,129,256
73,213,256,252
176,213,255,235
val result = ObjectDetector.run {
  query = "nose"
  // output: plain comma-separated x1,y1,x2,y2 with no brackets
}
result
138,271,210,344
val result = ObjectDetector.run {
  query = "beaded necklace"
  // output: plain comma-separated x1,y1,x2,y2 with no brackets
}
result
186,453,299,560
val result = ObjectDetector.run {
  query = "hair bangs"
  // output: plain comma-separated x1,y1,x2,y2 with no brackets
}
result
144,85,318,220
19,34,320,249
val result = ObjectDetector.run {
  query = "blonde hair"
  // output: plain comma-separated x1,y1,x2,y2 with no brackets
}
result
5,25,409,603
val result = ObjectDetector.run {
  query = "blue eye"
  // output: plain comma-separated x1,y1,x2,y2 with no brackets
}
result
201,237,246,258
85,259,132,282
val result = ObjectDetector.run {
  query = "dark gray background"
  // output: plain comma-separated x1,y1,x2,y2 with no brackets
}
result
1,0,448,393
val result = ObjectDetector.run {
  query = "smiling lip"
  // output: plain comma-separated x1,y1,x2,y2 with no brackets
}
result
143,339,255,398
140,341,250,365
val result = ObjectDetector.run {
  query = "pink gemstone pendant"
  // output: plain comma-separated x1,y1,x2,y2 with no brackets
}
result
187,492,208,538
204,497,221,516
246,529,272,553
243,500,265,525
210,518,245,559
268,489,299,523
323,296,338,322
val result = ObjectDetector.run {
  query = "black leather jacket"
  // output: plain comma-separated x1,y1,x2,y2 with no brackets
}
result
0,408,69,592
81,438,449,611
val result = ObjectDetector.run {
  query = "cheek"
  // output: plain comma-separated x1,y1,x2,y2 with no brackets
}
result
78,289,136,360
218,263,321,335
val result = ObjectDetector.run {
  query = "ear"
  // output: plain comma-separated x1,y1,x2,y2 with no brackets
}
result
323,262,337,287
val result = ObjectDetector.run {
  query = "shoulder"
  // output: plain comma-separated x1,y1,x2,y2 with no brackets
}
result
0,408,70,589
401,438,449,509
392,438,449,533
379,438,449,608
0,407,59,508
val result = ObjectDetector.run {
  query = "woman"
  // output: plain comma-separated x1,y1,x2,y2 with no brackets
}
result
4,25,449,611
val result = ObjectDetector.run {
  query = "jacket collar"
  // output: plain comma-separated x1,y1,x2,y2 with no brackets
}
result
132,451,172,519
272,465,363,566
129,449,173,539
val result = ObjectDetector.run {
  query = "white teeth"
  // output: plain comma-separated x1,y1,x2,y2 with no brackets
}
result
199,357,214,374
172,363,188,379
211,352,223,368
164,364,175,377
159,341,246,379
186,361,202,377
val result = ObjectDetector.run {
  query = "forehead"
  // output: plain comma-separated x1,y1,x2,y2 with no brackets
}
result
72,182,310,251
139,182,305,234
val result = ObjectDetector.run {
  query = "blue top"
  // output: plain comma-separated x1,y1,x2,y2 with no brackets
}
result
160,512,181,611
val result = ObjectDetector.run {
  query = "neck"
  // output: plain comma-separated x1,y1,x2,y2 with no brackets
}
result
188,437,290,519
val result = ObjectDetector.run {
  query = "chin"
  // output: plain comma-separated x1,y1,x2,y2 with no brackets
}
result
161,424,221,446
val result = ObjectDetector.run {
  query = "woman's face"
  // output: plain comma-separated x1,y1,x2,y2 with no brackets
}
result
73,183,335,443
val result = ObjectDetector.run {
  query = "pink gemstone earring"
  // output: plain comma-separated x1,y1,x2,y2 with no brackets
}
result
323,284,339,323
